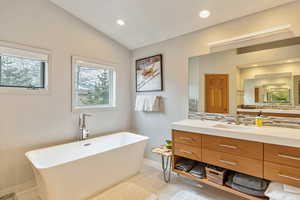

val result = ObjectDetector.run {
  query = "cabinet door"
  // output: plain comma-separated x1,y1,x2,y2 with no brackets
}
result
172,130,202,147
264,161,300,188
203,149,263,178
264,144,300,168
174,143,202,162
203,135,263,160
205,74,229,114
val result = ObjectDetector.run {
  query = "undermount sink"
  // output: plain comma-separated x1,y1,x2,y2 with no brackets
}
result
212,123,257,130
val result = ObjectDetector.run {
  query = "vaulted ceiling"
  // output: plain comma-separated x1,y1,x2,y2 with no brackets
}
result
50,0,296,49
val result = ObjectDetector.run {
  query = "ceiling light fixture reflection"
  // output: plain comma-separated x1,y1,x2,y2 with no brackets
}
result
199,10,211,18
116,19,125,26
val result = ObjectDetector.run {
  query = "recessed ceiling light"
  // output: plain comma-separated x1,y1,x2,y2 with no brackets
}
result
252,64,258,67
199,10,210,18
116,19,125,26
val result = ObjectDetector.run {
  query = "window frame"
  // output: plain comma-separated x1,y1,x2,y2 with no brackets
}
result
0,41,51,95
71,56,117,112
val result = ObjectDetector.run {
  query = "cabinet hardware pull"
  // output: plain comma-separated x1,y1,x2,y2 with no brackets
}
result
278,174,300,182
219,159,237,166
180,150,193,155
179,137,193,141
219,144,238,149
278,154,300,161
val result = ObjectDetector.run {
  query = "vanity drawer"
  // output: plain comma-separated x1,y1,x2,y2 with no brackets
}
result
202,135,263,160
172,130,202,147
264,161,300,188
174,143,202,162
203,149,263,178
264,144,300,168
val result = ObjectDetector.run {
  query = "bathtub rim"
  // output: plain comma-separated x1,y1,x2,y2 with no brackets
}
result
25,132,149,170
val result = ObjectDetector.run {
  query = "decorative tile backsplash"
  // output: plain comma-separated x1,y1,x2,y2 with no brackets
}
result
189,112,300,129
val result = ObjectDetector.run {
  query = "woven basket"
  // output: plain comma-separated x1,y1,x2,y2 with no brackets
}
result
205,166,227,185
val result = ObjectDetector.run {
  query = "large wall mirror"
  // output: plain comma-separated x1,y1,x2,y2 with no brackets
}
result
188,37,300,117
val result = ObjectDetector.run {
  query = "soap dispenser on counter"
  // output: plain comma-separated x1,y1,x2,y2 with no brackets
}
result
256,111,263,127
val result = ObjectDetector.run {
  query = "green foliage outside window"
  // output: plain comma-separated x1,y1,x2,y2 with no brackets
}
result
0,55,45,88
76,65,111,106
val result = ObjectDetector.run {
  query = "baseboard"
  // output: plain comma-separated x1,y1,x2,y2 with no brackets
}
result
0,180,35,198
15,186,39,200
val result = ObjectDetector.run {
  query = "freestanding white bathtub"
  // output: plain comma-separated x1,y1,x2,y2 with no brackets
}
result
26,132,149,200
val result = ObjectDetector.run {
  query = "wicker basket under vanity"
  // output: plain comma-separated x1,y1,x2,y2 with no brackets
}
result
205,166,227,185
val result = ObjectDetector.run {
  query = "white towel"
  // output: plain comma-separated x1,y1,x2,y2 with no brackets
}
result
135,95,145,111
284,184,300,194
265,182,300,200
135,95,162,112
144,96,161,112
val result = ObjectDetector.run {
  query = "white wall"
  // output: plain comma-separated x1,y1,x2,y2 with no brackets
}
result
193,50,239,114
132,1,300,161
0,0,132,192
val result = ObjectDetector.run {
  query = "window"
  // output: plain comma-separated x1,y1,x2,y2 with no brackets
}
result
72,57,116,110
0,42,49,94
0,55,46,89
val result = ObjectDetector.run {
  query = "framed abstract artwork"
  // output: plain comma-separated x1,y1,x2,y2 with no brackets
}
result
136,54,163,92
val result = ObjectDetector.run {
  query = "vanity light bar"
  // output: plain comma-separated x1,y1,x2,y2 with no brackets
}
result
208,24,292,48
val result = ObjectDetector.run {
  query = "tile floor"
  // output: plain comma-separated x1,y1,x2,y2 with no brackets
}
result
89,162,244,200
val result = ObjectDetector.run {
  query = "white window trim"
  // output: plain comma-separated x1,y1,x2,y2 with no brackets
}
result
0,41,51,95
71,56,117,112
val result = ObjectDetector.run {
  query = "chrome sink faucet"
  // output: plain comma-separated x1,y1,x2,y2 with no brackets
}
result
79,113,92,140
228,114,242,125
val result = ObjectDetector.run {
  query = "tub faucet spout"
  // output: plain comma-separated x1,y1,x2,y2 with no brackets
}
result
79,113,92,140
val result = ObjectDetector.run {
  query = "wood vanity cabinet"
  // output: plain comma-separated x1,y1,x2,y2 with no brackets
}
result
264,144,300,167
202,135,263,160
173,130,202,147
172,130,264,178
202,135,263,177
174,143,202,161
172,129,300,199
202,149,263,178
264,144,300,188
173,130,202,161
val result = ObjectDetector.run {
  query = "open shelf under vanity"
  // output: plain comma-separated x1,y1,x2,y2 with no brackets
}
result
172,155,268,200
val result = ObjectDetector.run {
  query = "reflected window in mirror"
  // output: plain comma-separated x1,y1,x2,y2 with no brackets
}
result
238,61,300,109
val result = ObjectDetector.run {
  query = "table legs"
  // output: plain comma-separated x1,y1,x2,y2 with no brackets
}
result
161,155,172,183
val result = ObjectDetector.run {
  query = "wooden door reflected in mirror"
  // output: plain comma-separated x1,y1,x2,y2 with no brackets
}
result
205,74,229,114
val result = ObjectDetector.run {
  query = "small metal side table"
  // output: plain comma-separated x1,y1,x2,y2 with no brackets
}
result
152,146,172,183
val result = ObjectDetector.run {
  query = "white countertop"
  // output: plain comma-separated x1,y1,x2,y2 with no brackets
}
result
172,119,300,148
237,108,300,114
